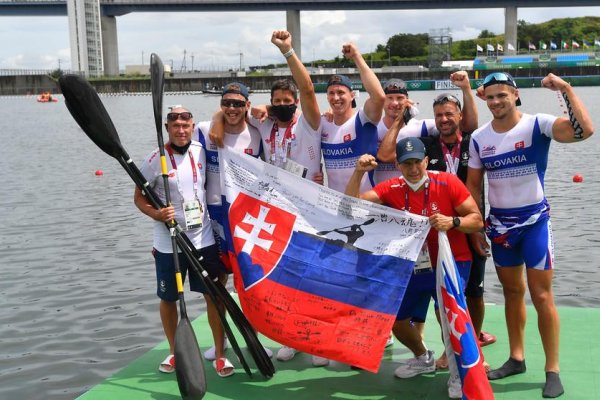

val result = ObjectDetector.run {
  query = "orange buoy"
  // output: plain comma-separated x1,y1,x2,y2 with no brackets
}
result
572,174,583,183
95,170,104,176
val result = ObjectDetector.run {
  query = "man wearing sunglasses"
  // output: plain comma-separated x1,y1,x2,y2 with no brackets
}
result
320,42,386,194
376,71,478,176
375,72,485,367
419,89,497,371
194,83,267,367
467,72,594,398
134,107,231,376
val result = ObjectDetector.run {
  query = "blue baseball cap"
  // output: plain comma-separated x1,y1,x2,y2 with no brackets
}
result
222,82,249,99
327,74,353,90
396,137,426,163
327,74,356,108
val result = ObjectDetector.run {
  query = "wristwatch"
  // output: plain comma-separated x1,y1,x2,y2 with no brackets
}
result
452,217,461,229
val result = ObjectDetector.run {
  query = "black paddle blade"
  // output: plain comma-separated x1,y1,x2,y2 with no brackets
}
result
150,53,165,138
174,317,207,400
58,74,125,159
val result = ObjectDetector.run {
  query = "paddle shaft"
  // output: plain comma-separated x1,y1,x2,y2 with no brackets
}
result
59,73,273,378
150,54,186,313
117,154,255,376
151,55,208,399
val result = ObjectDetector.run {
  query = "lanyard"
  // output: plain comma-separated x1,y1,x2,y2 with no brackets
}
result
404,180,430,216
440,134,462,175
269,117,296,164
165,144,198,201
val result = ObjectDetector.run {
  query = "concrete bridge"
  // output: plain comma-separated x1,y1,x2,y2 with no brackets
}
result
1,0,597,76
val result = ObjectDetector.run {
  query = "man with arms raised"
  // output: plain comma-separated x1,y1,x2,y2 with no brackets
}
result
247,30,322,183
320,43,386,193
376,71,477,168
375,72,486,357
467,72,594,398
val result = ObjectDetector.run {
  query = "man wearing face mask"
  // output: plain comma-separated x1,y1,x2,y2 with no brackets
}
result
245,30,322,183
345,137,483,397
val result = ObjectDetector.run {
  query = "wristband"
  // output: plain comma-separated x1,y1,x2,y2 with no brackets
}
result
283,48,295,59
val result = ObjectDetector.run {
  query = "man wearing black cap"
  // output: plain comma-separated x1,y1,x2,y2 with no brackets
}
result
467,72,594,398
320,42,385,193
345,137,482,396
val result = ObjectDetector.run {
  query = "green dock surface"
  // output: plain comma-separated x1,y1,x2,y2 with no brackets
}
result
77,304,600,399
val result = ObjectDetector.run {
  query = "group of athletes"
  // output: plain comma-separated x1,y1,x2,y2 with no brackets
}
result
134,29,594,398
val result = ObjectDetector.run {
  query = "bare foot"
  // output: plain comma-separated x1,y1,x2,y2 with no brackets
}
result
436,353,448,370
483,360,491,373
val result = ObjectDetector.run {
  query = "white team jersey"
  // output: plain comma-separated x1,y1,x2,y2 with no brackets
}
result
195,121,263,207
140,141,215,253
373,117,437,184
249,113,321,180
469,113,557,211
320,108,379,192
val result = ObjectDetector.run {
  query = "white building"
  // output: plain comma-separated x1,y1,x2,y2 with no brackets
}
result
67,0,104,77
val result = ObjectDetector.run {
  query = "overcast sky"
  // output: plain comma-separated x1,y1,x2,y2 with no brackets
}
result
0,6,598,71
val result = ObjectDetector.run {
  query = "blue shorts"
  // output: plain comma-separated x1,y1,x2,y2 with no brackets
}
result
153,244,226,301
489,217,554,270
465,239,487,298
397,261,471,321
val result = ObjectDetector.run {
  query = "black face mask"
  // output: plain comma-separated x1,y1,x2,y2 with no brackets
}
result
170,141,191,154
271,104,297,122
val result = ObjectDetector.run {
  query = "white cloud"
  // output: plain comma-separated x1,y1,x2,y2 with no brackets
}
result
0,6,598,71
303,11,346,28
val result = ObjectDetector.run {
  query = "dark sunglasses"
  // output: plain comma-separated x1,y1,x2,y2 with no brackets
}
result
433,94,461,110
483,72,516,88
166,111,193,121
384,84,408,95
221,99,247,108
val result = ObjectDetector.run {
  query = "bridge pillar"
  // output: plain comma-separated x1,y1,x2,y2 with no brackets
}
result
286,10,301,60
504,6,517,55
101,15,120,76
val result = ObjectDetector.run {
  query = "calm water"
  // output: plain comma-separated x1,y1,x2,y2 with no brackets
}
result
1,87,599,400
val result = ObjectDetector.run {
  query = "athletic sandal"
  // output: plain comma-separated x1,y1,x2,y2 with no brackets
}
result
213,357,235,378
479,331,497,347
159,354,175,373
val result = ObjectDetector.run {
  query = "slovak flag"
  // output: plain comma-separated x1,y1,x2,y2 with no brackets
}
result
219,147,430,372
436,232,494,400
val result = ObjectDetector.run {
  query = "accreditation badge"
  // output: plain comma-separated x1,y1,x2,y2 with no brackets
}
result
414,244,432,274
183,199,203,230
283,158,308,178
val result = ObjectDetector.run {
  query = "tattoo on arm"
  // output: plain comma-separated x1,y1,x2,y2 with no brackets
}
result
562,92,584,140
